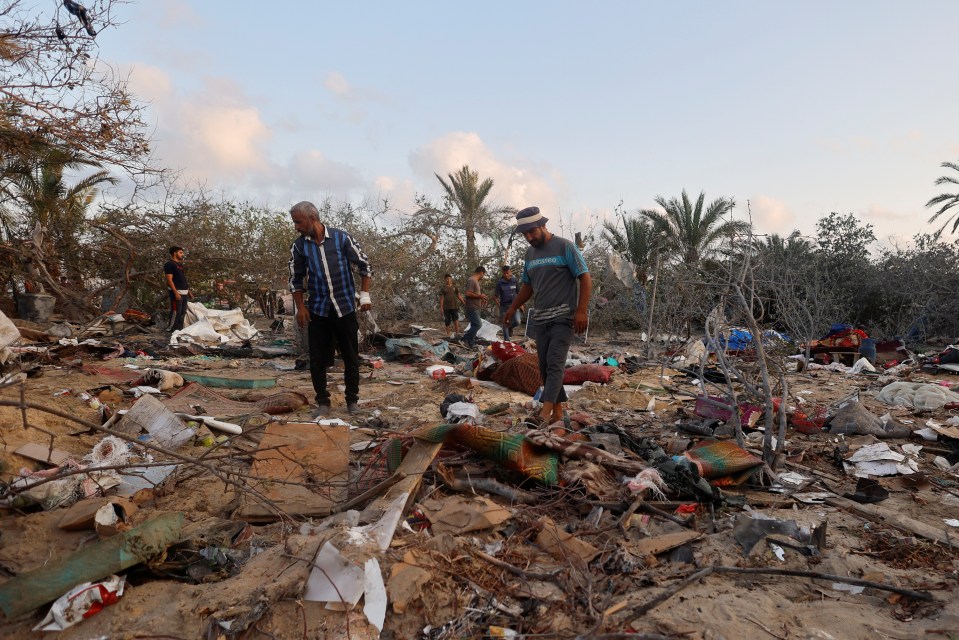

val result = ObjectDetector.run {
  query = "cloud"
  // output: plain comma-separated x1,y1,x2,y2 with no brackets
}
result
124,64,365,200
286,150,364,192
153,0,204,29
323,71,389,125
860,204,913,222
409,132,562,213
128,68,272,179
372,175,418,212
125,63,173,101
749,195,796,235
324,72,352,98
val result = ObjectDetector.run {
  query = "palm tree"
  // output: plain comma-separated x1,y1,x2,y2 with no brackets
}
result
4,148,117,280
641,190,750,265
602,214,657,281
752,230,812,257
926,160,959,238
433,165,512,267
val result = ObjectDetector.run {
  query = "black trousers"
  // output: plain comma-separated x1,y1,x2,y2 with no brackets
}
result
308,311,360,406
168,291,189,331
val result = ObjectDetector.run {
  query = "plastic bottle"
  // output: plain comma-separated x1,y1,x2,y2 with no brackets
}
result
432,369,447,380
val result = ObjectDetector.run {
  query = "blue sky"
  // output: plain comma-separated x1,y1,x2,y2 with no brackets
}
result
97,1,959,244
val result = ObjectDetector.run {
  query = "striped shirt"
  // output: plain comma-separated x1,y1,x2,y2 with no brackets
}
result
288,227,372,318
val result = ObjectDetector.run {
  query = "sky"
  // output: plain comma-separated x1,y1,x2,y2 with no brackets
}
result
94,1,959,245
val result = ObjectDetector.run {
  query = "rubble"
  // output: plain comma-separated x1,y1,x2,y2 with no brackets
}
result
1,312,958,639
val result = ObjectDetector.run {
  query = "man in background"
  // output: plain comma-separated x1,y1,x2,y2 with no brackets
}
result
461,266,488,348
494,265,522,342
438,273,465,337
164,246,190,332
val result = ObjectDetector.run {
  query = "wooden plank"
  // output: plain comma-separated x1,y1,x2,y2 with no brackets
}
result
364,440,443,516
825,496,955,545
629,530,703,556
14,443,72,466
236,423,349,522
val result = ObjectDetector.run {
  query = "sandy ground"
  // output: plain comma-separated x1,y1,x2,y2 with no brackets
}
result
0,319,957,639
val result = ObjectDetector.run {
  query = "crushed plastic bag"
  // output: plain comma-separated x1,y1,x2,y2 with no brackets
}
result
35,575,125,631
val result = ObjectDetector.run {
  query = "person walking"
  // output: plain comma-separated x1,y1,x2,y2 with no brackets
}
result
163,245,190,332
493,265,522,342
438,273,465,337
461,266,488,348
502,207,591,426
288,201,372,416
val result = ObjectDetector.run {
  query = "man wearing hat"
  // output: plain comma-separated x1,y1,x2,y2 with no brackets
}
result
502,206,591,425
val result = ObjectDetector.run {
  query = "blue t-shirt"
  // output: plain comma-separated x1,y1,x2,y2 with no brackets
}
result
521,235,588,323
494,277,518,308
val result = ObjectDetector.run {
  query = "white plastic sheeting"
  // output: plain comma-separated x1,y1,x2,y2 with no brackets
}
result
875,381,959,411
171,302,259,345
0,310,20,364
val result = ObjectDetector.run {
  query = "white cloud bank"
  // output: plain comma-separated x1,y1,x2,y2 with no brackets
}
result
126,64,363,197
408,132,562,213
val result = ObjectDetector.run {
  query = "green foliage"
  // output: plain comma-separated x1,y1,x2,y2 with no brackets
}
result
925,160,959,238
91,195,294,313
422,165,515,269
641,190,749,266
601,201,658,281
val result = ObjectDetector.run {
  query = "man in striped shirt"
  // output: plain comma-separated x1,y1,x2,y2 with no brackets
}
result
289,201,372,417
502,206,591,426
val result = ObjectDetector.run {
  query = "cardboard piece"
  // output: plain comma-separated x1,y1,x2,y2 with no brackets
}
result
14,443,72,466
58,497,137,531
236,422,349,521
420,495,512,535
123,395,195,450
387,560,431,614
536,516,599,564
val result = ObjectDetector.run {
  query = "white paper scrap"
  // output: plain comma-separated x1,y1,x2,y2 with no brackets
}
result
303,542,365,605
363,558,387,632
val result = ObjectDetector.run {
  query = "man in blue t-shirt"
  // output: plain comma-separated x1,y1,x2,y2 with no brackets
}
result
493,265,522,341
502,207,591,426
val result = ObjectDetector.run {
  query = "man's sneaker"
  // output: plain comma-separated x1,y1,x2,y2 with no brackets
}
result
313,404,331,418
347,403,361,415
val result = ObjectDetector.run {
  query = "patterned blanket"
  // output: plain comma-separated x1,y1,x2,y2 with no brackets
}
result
682,439,763,486
413,423,558,484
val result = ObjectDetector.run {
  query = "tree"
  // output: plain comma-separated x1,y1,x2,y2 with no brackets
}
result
641,190,750,266
602,202,658,281
925,160,959,239
4,148,116,283
0,1,153,175
752,230,812,258
810,212,879,328
427,165,513,268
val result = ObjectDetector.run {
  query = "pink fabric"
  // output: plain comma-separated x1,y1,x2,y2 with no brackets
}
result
563,364,616,385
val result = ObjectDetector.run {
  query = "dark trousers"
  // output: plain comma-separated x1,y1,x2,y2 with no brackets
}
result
168,291,189,331
536,320,573,405
500,306,521,342
463,307,482,347
308,311,360,406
